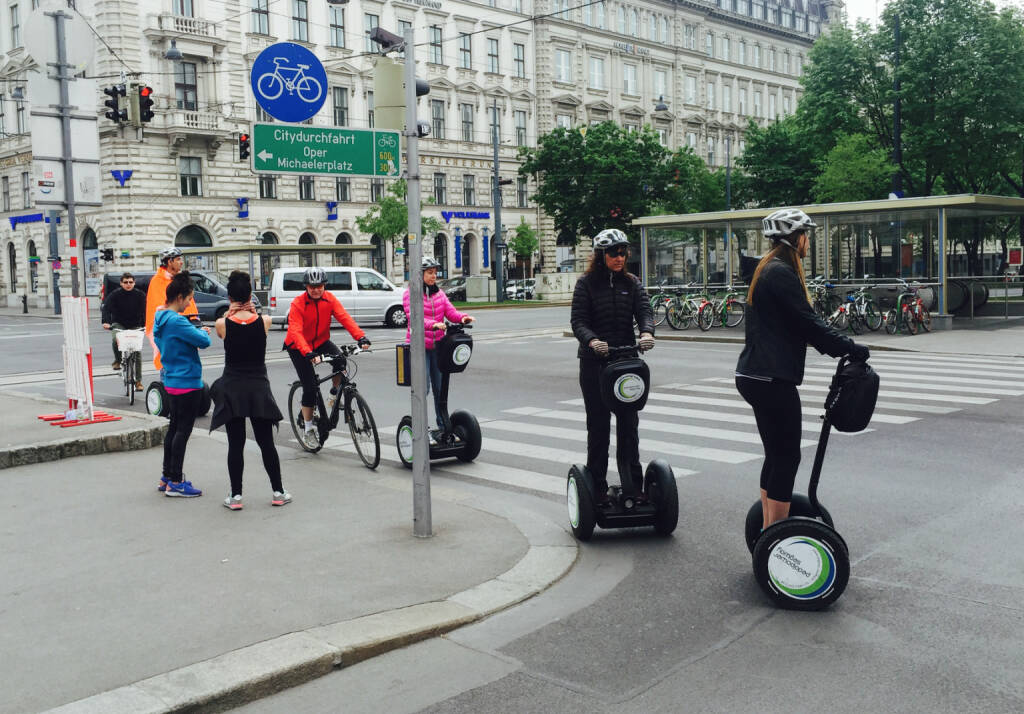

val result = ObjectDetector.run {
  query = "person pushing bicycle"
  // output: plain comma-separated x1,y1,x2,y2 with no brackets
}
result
284,267,370,450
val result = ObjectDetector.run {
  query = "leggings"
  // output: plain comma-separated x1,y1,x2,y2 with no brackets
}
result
163,389,203,482
579,359,642,494
225,418,283,497
735,376,802,502
425,349,446,430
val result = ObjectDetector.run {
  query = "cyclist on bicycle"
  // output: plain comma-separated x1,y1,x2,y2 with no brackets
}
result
102,271,146,390
735,208,869,530
284,266,371,450
570,229,655,506
146,246,200,371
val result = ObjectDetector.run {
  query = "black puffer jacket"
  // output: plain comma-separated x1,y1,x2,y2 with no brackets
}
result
736,258,856,384
571,268,654,360
101,287,146,328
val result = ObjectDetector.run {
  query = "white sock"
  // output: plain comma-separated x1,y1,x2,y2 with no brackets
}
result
304,420,314,432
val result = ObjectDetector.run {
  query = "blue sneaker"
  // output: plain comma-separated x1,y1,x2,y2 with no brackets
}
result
158,475,170,492
165,480,202,498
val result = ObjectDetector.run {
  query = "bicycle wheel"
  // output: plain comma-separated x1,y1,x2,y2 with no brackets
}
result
884,308,898,334
287,382,324,453
652,299,668,326
848,310,863,335
345,389,380,469
903,308,918,335
724,300,745,327
666,302,687,330
918,305,932,332
830,309,849,332
127,353,137,405
863,301,883,331
697,303,714,331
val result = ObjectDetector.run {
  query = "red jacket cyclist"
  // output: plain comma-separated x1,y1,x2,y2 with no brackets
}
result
284,267,370,450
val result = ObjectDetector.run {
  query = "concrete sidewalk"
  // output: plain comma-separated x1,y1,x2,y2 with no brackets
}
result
0,395,576,714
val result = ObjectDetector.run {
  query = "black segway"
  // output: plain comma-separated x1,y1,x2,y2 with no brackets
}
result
567,344,679,541
396,322,481,467
744,356,879,611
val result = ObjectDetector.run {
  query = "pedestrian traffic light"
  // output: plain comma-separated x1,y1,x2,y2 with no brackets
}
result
101,248,115,262
239,133,251,161
103,85,127,124
138,85,155,123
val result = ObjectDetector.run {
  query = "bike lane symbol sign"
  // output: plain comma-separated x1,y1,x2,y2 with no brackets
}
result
250,42,327,123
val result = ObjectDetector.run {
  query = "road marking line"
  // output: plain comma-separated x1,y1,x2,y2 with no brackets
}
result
681,383,994,405
798,372,1022,396
650,387,959,414
803,365,1024,389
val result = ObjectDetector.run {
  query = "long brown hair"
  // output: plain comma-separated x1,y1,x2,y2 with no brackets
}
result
746,234,811,306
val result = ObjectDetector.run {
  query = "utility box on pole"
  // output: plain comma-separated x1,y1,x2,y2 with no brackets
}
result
374,57,405,132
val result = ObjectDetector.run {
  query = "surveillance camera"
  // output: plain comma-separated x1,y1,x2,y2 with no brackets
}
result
370,27,405,51
416,120,431,138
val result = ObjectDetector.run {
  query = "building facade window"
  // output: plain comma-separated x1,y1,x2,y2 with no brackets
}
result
292,0,308,42
555,49,571,82
256,105,273,122
660,17,669,42
654,70,667,100
783,95,791,115
329,6,345,47
463,175,475,205
739,41,747,65
649,14,657,40
487,38,499,73
332,87,348,125
555,113,572,129
175,62,198,110
433,173,446,204
770,48,776,72
2,177,8,211
723,85,732,113
259,175,276,199
754,90,762,117
769,93,777,118
429,26,443,64
588,57,605,90
595,1,606,28
10,4,20,47
513,44,526,78
367,90,374,127
617,6,626,33
364,13,378,52
629,9,638,36
370,179,384,202
0,95,5,135
459,33,472,69
299,175,315,200
179,157,202,196
174,0,193,16
685,75,696,104
488,105,500,140
623,64,637,95
753,45,761,67
722,36,730,61
460,103,474,142
335,177,350,202
517,177,528,207
514,109,527,146
431,99,445,139
739,88,747,114
706,82,715,110
16,103,24,133
707,139,715,166
398,20,412,58
251,0,269,34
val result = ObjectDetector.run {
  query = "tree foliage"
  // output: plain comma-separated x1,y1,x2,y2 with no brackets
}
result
736,118,817,206
355,179,443,244
813,134,896,203
509,217,539,259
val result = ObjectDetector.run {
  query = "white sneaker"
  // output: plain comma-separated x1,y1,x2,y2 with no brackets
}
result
272,491,292,506
303,429,320,449
223,495,243,511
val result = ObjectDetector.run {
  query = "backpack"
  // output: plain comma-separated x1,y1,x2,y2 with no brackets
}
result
825,358,879,432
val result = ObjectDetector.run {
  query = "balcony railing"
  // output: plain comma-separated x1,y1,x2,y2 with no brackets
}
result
148,13,222,40
166,110,222,132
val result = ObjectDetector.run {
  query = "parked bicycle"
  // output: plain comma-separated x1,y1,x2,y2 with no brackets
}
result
647,279,676,327
666,284,706,330
286,345,380,468
115,329,145,405
697,286,745,331
884,279,931,335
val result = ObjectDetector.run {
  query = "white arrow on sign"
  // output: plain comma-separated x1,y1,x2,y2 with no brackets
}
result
257,149,273,161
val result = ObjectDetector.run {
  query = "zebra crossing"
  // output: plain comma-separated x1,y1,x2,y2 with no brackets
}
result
324,351,1024,497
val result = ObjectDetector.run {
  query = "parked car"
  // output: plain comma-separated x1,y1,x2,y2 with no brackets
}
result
266,266,407,328
439,276,467,301
505,278,536,300
101,270,261,322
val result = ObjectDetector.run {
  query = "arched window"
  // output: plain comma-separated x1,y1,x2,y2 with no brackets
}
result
82,228,97,249
649,14,657,40
370,235,386,275
461,233,474,276
27,240,38,293
258,232,279,289
660,17,669,42
433,234,448,279
7,243,16,293
630,9,638,36
334,232,352,267
174,224,213,271
260,231,279,244
617,6,625,34
298,231,316,267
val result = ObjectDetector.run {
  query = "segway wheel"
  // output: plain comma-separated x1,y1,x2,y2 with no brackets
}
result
744,494,834,554
145,382,169,418
396,416,414,470
450,409,482,462
752,517,850,611
197,383,212,417
567,464,596,541
644,459,678,536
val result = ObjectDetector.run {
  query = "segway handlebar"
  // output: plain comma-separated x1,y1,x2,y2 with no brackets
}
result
604,344,640,359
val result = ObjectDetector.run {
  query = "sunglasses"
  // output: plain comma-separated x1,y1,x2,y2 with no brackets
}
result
605,247,629,257
121,280,134,284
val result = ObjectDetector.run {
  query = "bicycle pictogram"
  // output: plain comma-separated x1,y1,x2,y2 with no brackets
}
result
256,57,324,104
378,133,398,150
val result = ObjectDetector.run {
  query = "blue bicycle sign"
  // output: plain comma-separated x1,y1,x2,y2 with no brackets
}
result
250,42,327,123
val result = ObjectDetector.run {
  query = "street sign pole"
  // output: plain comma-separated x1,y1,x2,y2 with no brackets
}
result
493,99,505,303
404,27,431,538
50,9,83,297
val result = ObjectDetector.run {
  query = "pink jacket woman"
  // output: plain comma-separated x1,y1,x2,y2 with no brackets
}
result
403,284,467,349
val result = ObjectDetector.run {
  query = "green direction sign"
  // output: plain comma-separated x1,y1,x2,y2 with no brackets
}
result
251,123,400,178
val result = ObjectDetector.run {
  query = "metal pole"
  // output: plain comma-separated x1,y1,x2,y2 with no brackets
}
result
404,28,431,538
493,99,505,303
892,13,903,198
47,210,62,315
50,10,84,298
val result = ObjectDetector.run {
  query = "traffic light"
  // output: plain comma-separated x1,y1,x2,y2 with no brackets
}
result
497,178,514,186
101,248,115,262
138,85,155,123
103,85,127,124
239,133,251,161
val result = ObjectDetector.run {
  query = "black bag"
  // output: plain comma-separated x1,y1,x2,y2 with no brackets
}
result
599,358,651,413
825,358,879,432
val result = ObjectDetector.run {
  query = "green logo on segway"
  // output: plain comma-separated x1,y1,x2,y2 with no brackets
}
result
613,373,645,403
452,344,472,366
767,536,836,600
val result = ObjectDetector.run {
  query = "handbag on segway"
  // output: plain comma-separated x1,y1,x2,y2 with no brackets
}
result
744,356,879,611
567,344,679,540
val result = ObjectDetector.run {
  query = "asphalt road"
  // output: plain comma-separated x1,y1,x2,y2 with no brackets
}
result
4,309,1023,712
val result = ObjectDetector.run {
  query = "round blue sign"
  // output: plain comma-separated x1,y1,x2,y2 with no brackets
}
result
250,42,327,123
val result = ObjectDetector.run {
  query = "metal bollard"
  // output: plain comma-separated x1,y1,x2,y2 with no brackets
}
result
21,294,27,314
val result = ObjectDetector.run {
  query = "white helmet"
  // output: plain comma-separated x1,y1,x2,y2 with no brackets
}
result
303,267,327,285
158,246,182,264
593,228,630,250
421,256,440,271
762,209,817,239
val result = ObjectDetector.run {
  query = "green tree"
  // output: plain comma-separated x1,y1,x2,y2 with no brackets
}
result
518,121,671,242
735,117,817,207
509,217,538,260
813,134,896,203
355,179,443,246
656,147,729,214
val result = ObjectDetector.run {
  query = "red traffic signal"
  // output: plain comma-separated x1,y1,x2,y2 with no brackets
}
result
137,85,155,123
239,133,251,161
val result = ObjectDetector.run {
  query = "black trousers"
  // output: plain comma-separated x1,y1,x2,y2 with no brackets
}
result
735,376,803,501
163,389,203,482
287,340,341,408
225,417,283,496
579,359,642,494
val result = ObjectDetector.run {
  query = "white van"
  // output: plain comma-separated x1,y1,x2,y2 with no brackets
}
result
267,267,407,328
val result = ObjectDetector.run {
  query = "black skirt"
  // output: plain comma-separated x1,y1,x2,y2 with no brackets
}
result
209,365,283,431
